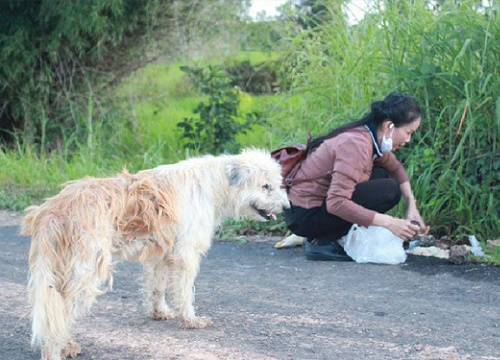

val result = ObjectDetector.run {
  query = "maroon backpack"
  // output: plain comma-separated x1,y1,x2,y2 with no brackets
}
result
271,132,311,190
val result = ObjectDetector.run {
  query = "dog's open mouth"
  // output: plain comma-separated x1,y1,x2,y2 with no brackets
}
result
252,205,277,221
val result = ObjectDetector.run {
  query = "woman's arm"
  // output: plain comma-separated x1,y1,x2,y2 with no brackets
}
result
371,181,426,240
400,181,426,231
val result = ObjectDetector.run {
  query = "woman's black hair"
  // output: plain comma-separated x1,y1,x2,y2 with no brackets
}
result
307,92,421,153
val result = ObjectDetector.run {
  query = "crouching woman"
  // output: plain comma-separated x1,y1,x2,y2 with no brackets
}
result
283,92,426,261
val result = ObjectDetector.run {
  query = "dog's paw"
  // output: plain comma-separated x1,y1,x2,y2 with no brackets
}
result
150,309,175,320
61,340,81,358
180,316,213,329
274,234,304,249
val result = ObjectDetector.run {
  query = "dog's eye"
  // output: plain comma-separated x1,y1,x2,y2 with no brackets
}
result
262,184,271,191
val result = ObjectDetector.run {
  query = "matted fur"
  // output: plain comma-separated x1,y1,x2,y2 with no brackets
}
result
21,148,289,360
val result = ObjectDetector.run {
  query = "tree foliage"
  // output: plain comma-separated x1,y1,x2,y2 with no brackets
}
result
0,0,250,150
293,0,342,29
0,0,177,148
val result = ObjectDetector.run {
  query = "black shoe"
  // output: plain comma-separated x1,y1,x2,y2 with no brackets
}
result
305,238,353,261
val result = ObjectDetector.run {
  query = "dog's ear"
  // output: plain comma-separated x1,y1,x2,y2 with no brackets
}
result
226,162,250,187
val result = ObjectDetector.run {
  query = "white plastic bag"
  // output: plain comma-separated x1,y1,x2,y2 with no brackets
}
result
340,224,407,265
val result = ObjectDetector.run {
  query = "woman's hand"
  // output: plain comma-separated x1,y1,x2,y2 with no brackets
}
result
406,206,426,234
373,213,420,241
400,181,427,234
390,217,421,240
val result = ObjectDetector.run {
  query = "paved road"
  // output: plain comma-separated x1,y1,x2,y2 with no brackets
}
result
1,224,499,360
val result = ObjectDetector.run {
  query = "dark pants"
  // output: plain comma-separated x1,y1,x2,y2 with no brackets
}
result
283,168,401,245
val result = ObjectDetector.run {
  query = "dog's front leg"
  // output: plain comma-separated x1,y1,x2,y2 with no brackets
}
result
167,245,212,329
143,260,175,320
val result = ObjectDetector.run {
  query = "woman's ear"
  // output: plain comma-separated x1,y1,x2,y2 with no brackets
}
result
382,119,393,132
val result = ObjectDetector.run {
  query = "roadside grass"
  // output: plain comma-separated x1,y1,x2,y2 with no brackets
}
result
484,245,500,265
0,146,119,210
469,242,500,266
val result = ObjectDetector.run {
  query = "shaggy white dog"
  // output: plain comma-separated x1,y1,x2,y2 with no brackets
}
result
21,148,289,360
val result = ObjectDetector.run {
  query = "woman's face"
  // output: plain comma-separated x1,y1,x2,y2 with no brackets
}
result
392,117,421,151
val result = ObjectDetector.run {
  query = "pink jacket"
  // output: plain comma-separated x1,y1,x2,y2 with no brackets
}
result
287,126,409,227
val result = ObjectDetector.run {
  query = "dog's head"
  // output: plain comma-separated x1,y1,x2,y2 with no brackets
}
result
225,148,290,222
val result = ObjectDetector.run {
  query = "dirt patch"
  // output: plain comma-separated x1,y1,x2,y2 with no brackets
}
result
1,219,499,360
0,210,24,226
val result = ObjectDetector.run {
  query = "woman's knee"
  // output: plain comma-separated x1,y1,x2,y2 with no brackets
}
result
387,178,402,206
352,178,401,213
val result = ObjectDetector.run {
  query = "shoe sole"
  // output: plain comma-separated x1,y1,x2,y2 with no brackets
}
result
306,252,353,261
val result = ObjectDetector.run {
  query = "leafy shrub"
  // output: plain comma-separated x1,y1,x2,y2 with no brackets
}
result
177,65,265,154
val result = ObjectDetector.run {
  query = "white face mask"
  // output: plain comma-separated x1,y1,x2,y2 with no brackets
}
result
380,125,394,153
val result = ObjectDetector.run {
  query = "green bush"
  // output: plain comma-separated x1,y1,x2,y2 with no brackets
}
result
177,65,264,154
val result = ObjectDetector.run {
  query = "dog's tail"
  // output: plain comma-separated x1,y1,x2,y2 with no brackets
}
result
22,206,73,348
28,246,69,347
23,208,69,347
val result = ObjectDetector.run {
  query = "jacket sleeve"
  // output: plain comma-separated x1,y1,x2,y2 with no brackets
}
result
325,135,377,227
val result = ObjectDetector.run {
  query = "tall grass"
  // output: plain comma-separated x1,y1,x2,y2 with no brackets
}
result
274,0,499,241
0,87,143,209
0,144,109,210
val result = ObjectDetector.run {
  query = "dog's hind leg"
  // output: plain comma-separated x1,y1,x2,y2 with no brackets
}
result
143,260,175,320
60,339,81,358
167,237,213,329
32,267,108,360
39,339,80,360
30,232,112,360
